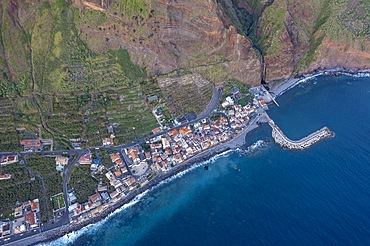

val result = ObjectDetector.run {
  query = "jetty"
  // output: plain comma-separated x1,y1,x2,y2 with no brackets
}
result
268,119,334,150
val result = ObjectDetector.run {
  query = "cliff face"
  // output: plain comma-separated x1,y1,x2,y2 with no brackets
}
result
0,0,368,91
71,0,262,85
216,0,370,82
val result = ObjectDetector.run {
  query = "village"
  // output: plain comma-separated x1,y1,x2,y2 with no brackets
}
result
0,85,273,239
64,86,265,224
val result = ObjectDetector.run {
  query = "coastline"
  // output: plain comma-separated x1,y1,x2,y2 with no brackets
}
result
6,67,370,246
270,67,370,97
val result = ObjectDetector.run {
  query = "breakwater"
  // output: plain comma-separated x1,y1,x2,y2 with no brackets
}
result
268,119,334,150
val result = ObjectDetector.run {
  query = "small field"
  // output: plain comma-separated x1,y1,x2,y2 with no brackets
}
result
26,156,63,222
51,193,66,211
69,165,98,204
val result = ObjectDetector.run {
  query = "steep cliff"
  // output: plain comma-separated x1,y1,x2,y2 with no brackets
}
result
71,0,261,85
216,0,370,82
0,0,367,89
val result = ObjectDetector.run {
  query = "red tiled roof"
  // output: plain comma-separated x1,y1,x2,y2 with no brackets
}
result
20,140,42,147
152,127,160,134
25,212,36,226
89,193,101,203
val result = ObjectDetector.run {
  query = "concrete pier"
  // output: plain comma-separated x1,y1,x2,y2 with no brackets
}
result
268,119,334,150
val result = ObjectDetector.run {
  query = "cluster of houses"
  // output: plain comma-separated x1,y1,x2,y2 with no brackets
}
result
69,151,137,223
145,121,231,174
0,155,18,181
227,104,256,131
66,86,263,225
0,199,40,238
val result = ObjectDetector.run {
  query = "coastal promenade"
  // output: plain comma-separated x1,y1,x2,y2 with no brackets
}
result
267,118,334,150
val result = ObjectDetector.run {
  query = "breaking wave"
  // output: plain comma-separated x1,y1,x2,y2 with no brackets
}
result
244,139,270,155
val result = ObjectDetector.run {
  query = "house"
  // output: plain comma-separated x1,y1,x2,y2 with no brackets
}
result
226,96,234,106
1,222,11,236
0,155,18,165
152,127,160,134
102,138,114,146
79,154,92,165
0,174,12,180
124,176,136,187
114,169,122,178
89,193,101,204
20,140,42,152
14,206,23,218
127,148,140,164
168,129,179,137
161,137,170,149
144,151,151,160
222,101,229,108
55,156,68,171
30,199,40,212
258,99,268,110
25,212,38,228
110,153,120,163
232,87,240,95
147,95,158,103
110,190,120,199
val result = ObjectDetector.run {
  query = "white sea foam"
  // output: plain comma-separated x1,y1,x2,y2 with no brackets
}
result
339,71,370,77
244,140,269,155
43,148,235,245
40,192,149,246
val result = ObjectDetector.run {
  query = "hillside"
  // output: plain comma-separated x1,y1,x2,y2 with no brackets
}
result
217,0,370,81
0,0,368,150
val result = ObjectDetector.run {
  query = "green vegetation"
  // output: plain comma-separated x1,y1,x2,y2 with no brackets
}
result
69,165,97,203
0,164,43,214
0,208,14,221
158,74,213,118
51,193,65,211
221,79,251,105
26,156,63,221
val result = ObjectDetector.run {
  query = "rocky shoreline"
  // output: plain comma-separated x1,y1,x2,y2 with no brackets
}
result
270,67,370,97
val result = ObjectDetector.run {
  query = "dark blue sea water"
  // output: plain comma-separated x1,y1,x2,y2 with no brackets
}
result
49,75,370,246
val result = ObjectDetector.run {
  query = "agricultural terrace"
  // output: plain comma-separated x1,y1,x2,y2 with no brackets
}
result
0,100,19,151
157,74,214,118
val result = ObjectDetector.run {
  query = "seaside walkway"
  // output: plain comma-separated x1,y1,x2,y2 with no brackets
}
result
266,115,334,150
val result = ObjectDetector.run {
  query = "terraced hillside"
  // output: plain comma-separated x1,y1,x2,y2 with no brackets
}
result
0,0,368,151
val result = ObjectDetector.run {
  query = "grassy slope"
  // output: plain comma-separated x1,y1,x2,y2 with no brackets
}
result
0,0,158,150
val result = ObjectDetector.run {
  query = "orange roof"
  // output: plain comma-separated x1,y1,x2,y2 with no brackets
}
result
115,158,123,166
25,212,36,226
168,129,179,136
110,153,120,162
152,127,160,134
114,170,122,177
89,193,101,203
20,140,42,147
31,200,39,211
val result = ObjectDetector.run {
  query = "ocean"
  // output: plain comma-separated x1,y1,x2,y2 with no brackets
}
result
48,74,370,246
